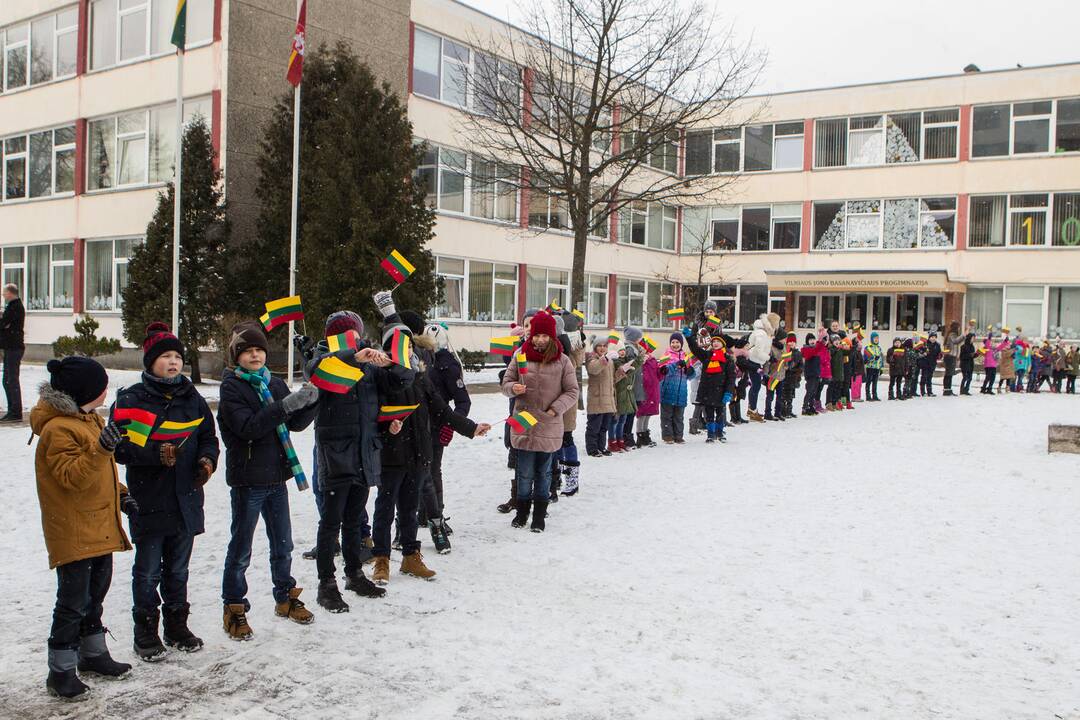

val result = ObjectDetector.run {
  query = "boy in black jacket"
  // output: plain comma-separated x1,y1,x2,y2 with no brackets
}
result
959,333,976,395
686,332,736,443
919,332,942,396
218,321,320,640
780,332,803,418
112,323,218,661
886,338,906,400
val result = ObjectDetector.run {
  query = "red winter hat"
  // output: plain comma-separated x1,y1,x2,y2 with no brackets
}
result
142,322,185,370
529,310,557,339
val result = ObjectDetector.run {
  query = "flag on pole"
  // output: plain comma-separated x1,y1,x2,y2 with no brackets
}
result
151,417,204,442
489,336,519,356
113,408,157,447
260,295,304,332
546,298,562,314
327,332,358,353
516,351,528,375
666,307,685,322
380,249,416,284
389,328,412,369
377,404,420,423
286,0,307,87
310,356,364,394
506,411,538,433
705,315,721,332
170,0,187,49
607,331,620,344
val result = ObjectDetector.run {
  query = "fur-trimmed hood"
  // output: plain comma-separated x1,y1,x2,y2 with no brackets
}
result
30,382,82,435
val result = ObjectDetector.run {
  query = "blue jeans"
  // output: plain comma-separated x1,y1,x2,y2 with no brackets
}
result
515,450,554,501
747,361,763,410
132,532,194,612
609,413,625,443
222,484,295,608
584,413,611,453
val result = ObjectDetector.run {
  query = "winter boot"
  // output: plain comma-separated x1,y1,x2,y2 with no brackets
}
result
704,422,716,442
607,439,619,454
531,501,548,533
747,409,765,423
162,603,203,653
131,608,166,662
429,518,452,554
274,587,315,624
316,580,349,613
512,500,532,528
222,604,253,641
688,416,702,435
302,545,317,560
623,432,637,449
77,631,132,678
561,461,580,496
400,552,436,580
46,648,90,702
549,464,561,503
372,556,391,586
345,569,386,598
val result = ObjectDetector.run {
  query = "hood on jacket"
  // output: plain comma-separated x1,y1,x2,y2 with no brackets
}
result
30,382,82,435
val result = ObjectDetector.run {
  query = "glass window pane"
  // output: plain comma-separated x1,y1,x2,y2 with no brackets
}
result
441,40,468,106
1005,286,1042,301
738,285,767,331
773,135,803,170
467,261,493,321
56,28,77,77
773,220,800,250
118,133,146,185
844,293,868,327
1006,301,1042,334
1009,208,1046,246
1048,287,1080,338
148,105,175,182
413,29,441,98
1014,101,1051,116
871,295,891,330
1014,118,1050,154
896,294,918,331
91,0,118,69
922,296,943,332
820,295,840,328
886,112,920,163
1052,192,1080,247
26,245,50,310
924,125,958,160
884,198,918,249
848,128,884,166
920,199,955,248
685,131,711,175
119,6,147,61
741,207,770,251
1056,99,1080,153
813,202,845,250
30,16,55,85
711,219,737,251
438,149,465,212
493,281,516,322
972,105,1009,157
28,131,53,198
814,118,847,167
88,118,116,190
845,201,881,249
714,140,740,173
797,295,816,329
968,195,1006,248
85,240,114,311
4,26,28,89
437,256,464,275
150,0,174,53
967,287,1003,331
743,124,772,172
53,265,74,309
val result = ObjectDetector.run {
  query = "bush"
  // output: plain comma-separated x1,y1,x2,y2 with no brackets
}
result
52,315,123,358
459,349,489,373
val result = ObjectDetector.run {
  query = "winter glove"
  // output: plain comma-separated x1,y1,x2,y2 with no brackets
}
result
605,349,619,361
373,290,396,318
196,457,214,486
98,421,124,453
281,382,319,414
681,327,692,338
159,443,178,467
723,392,733,404
677,360,686,369
120,494,139,516
439,424,454,447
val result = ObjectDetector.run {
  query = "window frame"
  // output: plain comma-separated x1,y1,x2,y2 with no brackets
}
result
967,191,1080,250
617,199,676,252
970,97,1080,159
410,25,521,117
87,0,214,74
689,203,803,253
431,255,518,324
16,241,76,312
685,121,805,176
586,273,608,327
815,107,960,169
83,236,140,313
1,123,77,203
812,196,958,252
616,277,676,329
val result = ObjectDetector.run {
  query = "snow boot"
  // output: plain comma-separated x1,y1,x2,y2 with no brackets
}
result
607,439,619,454
688,416,703,435
429,518,452,554
705,422,716,442
316,580,349,613
747,409,765,423
512,500,531,528
275,587,315,624
400,552,436,581
302,539,339,560
372,556,391,586
131,608,166,662
498,476,516,512
345,569,386,598
77,631,132,678
531,501,548,533
162,603,203,653
561,461,580,496
222,604,253,641
549,464,561,503
46,648,90,702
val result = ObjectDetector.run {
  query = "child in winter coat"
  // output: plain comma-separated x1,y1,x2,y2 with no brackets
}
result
764,337,786,421
905,337,921,399
634,342,661,447
826,335,846,410
919,332,942,397
610,343,637,452
658,333,696,443
942,321,962,395
959,333,976,395
687,332,736,442
1013,341,1031,392
584,337,617,456
32,357,134,700
862,332,884,401
218,321,320,641
800,334,824,415
886,338,906,400
111,323,219,661
1066,345,1079,394
780,332,803,418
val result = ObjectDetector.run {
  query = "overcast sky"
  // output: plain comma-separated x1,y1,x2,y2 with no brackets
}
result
457,0,1079,94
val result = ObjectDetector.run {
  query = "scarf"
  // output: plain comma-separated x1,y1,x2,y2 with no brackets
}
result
706,348,727,374
235,367,308,491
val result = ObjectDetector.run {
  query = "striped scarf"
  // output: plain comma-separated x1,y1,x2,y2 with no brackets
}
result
235,367,308,491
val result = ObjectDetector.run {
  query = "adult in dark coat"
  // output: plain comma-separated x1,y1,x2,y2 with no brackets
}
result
958,333,976,395
0,283,25,421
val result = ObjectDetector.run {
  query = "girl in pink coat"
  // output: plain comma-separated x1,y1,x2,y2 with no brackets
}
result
633,352,660,447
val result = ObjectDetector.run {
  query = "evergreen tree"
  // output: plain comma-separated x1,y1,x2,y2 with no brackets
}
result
122,116,229,383
239,42,438,342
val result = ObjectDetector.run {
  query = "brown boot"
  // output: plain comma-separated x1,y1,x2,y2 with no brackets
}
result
372,556,391,586
400,551,436,581
223,604,253,641
274,587,315,625
747,409,765,423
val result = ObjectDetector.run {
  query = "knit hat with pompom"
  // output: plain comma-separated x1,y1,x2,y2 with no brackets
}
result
142,321,184,370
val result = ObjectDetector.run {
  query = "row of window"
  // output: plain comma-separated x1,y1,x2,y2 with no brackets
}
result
1,125,76,201
412,27,519,118
686,122,804,175
813,197,957,251
968,286,1080,339
682,284,787,333
0,237,136,312
972,99,1080,158
683,203,802,253
792,292,942,333
969,193,1080,248
2,5,78,92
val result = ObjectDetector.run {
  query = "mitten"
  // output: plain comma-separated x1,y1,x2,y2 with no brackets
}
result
120,494,139,516
439,425,454,446
160,443,178,467
196,458,214,486
282,383,319,413
99,421,124,453
373,290,396,318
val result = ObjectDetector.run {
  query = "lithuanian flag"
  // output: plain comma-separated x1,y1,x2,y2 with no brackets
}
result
151,417,204,442
705,315,721,331
327,332,358,352
260,295,304,332
378,404,419,423
639,336,657,353
311,356,364,394
170,0,186,49
389,328,412,369
607,331,620,344
547,298,562,313
516,352,528,374
380,249,416,284
489,336,518,356
113,407,157,447
506,410,538,433
666,307,685,322
571,309,585,322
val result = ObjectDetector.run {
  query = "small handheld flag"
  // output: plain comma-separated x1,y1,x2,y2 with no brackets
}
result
170,0,187,49
547,298,562,313
516,352,528,375
571,309,585,322
378,404,420,423
389,328,412,369
310,356,364,394
705,315,721,332
608,331,620,344
380,249,416,284
489,336,519,356
113,408,157,447
260,295,304,332
151,417,204,442
666,308,685,323
286,0,306,87
639,336,657,353
506,411,538,433
327,332,358,353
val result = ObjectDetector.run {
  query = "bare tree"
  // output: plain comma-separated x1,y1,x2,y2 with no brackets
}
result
659,207,729,324
460,0,764,314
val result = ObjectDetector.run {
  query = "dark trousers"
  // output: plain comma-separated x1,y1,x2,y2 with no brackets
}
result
919,366,934,394
826,379,841,405
659,404,684,440
584,412,611,453
50,554,113,650
312,443,370,538
1068,374,1076,393
981,367,997,392
514,449,554,501
132,532,193,612
747,362,763,410
942,356,956,391
803,377,819,411
765,381,783,417
2,347,23,419
1052,370,1065,392
960,364,974,393
430,442,446,510
373,467,420,558
865,368,880,400
905,372,917,397
702,404,724,435
317,482,368,581
222,484,295,608
621,413,635,442
889,373,904,399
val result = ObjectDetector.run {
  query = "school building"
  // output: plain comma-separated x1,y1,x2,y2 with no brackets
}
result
1,0,1078,360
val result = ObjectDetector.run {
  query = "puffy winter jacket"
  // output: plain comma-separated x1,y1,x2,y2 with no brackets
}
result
687,343,736,406
658,350,695,406
801,342,826,380
501,346,579,453
635,355,661,417
886,346,907,375
919,340,942,370
747,317,774,365
863,342,884,371
584,352,617,414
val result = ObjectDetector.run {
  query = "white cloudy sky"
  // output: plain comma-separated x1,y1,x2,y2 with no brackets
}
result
457,0,1079,94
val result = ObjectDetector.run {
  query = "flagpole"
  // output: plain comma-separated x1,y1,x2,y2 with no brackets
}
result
287,63,300,386
171,47,184,334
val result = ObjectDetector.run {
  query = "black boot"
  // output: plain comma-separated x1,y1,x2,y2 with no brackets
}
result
344,570,386,598
623,432,637,449
531,501,548,533
549,464,561,503
316,579,350,613
132,608,166,662
429,518,452,555
511,500,531,528
46,648,90,701
77,631,132,678
497,478,516,513
162,603,203,653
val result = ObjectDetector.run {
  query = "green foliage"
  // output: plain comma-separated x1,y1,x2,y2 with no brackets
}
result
121,115,230,380
52,315,122,358
239,42,439,340
458,349,489,373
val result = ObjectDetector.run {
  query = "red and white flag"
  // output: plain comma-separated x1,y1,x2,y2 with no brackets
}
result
286,0,306,87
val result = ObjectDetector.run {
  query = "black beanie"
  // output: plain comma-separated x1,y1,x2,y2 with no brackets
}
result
400,310,425,336
805,333,815,343
228,321,270,365
48,357,109,407
142,321,185,370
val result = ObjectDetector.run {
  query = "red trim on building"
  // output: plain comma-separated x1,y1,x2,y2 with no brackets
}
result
800,200,812,253
407,22,415,95
76,0,89,76
74,118,87,196
213,0,223,42
73,238,85,314
211,90,222,169
521,67,534,131
955,193,968,251
802,118,814,171
517,262,528,320
958,105,972,162
519,167,530,228
607,273,617,329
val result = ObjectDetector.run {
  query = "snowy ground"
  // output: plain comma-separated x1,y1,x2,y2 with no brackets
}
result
1,385,1079,719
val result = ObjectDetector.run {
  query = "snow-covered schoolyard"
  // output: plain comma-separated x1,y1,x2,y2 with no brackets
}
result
1,382,1078,719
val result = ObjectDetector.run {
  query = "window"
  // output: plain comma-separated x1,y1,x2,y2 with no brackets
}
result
411,27,520,115
814,202,845,249
0,125,75,202
685,131,711,176
18,242,74,310
526,268,569,314
527,181,568,230
618,201,674,251
1012,101,1051,154
772,203,802,250
648,131,679,174
1052,193,1080,247
740,207,770,251
713,128,740,173
412,29,441,98
969,195,1006,247
3,136,27,200
645,281,675,328
871,295,892,330
1057,99,1080,153
617,279,674,328
738,285,767,331
922,295,944,332
1008,194,1047,246
3,23,29,91
89,0,213,70
416,143,519,222
848,115,884,166
743,125,773,172
845,200,881,249
896,293,918,331
711,211,738,251
820,295,841,327
818,109,959,167
773,122,804,170
972,104,1010,157
796,295,816,329
814,118,847,168
85,237,138,311
470,159,518,222
974,99,1080,158
967,287,1003,331
617,278,645,327
434,256,464,319
815,197,956,250
845,293,868,327
1,247,24,290
1048,287,1080,338
687,204,801,252
1,7,77,91
684,122,804,175
587,274,608,326
148,98,212,183
1005,285,1043,333
700,284,736,329
433,257,516,323
970,192,1080,248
